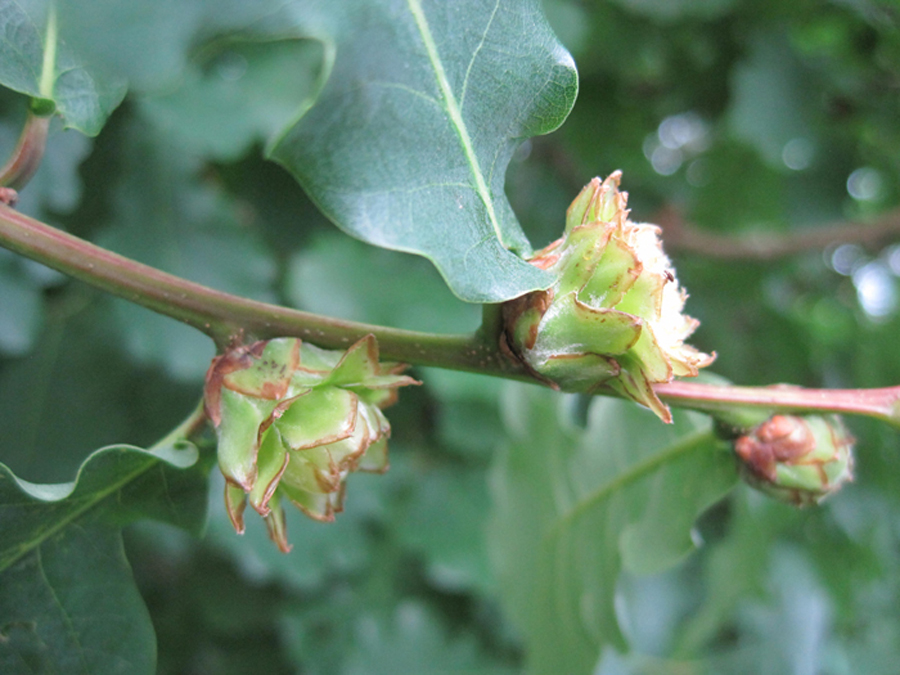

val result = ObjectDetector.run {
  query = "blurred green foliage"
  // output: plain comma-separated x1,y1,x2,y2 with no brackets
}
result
1,0,900,673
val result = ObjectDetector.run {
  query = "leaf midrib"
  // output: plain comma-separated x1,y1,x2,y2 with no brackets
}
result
549,428,715,537
541,428,717,665
39,4,57,98
405,0,505,246
36,545,91,673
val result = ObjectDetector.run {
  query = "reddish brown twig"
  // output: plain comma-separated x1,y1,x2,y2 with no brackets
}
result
0,112,50,191
656,203,900,261
530,136,900,261
655,380,900,428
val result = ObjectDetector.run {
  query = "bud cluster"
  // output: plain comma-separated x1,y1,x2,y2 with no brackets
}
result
204,335,418,551
503,172,713,422
733,414,854,506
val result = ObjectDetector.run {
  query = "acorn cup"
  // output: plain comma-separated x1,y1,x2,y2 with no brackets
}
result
204,335,418,552
502,172,714,422
733,413,855,506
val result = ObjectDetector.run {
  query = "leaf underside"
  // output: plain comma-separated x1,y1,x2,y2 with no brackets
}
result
0,443,207,675
489,385,737,674
270,0,577,302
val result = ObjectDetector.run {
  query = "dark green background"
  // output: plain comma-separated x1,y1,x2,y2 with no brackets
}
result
1,0,899,673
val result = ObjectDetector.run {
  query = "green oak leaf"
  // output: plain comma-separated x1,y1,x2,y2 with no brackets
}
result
0,258,42,356
271,0,578,302
4,0,577,300
287,230,481,334
0,0,125,135
0,441,208,675
139,37,324,162
396,467,494,594
341,601,516,675
489,385,737,674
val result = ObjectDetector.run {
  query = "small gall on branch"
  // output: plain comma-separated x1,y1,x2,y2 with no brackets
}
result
502,172,714,422
204,335,419,552
732,414,854,506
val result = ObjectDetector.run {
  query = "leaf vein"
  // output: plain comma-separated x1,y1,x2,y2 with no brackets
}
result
405,0,504,244
368,80,440,107
0,458,154,573
4,0,43,85
458,0,502,112
548,429,714,537
36,545,90,674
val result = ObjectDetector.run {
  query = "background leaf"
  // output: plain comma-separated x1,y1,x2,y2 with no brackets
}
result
489,385,736,674
287,230,480,334
336,601,516,675
0,251,42,355
0,441,208,675
3,0,900,673
139,36,325,162
94,113,278,382
0,522,157,675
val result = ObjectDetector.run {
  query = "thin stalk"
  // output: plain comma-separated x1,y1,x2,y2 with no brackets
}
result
655,380,900,428
2,204,900,426
39,6,58,100
0,204,528,377
0,400,210,574
477,302,504,342
0,113,50,190
0,7,56,192
151,399,210,450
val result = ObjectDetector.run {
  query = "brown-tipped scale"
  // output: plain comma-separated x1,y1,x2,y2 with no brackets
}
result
503,172,714,422
733,414,855,506
205,335,419,551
